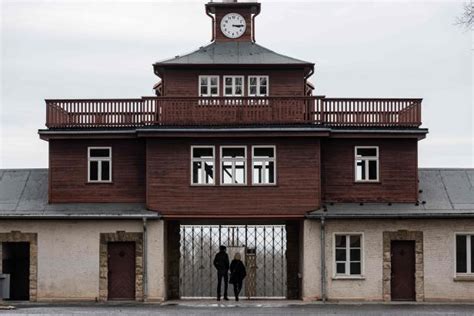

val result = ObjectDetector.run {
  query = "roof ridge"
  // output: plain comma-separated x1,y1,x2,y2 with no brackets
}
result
438,169,455,210
14,170,32,211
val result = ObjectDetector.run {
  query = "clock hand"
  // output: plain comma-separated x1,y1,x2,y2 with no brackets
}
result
232,24,244,27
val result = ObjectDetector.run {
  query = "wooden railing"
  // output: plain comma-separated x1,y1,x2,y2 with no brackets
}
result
45,96,422,128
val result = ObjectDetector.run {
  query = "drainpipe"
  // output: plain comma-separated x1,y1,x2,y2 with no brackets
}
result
320,216,326,302
143,217,148,302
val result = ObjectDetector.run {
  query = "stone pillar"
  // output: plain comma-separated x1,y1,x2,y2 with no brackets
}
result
166,221,180,299
301,219,321,301
286,221,301,299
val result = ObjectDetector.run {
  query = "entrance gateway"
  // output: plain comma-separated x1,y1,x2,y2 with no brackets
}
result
180,225,287,298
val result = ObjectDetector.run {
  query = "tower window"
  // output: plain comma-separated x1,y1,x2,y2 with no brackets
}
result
224,76,244,97
199,76,219,97
248,76,269,97
355,146,379,182
88,147,112,183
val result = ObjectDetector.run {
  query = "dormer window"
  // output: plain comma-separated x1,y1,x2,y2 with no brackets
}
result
224,76,244,97
355,146,379,182
88,147,112,183
248,76,268,97
199,76,219,96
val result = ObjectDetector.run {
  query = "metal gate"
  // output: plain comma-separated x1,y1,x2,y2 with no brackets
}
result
179,225,287,298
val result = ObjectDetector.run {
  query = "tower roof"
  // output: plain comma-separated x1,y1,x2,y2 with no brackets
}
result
154,41,313,66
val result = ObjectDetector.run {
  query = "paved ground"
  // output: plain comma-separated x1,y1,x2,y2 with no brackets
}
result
1,301,474,315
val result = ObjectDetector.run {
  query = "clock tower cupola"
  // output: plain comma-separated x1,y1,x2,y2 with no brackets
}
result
205,1,261,42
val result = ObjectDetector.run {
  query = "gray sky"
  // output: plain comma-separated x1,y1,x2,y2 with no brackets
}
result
1,0,473,168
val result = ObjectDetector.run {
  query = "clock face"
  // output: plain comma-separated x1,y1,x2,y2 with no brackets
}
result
220,13,246,39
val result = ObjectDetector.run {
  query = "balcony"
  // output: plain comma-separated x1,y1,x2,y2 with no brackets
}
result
45,96,422,129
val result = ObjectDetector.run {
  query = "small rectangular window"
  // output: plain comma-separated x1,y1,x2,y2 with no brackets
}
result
248,76,269,97
252,146,276,185
456,234,473,275
191,146,215,185
224,76,244,97
199,76,219,97
334,234,363,276
88,147,112,183
355,146,379,182
221,146,246,185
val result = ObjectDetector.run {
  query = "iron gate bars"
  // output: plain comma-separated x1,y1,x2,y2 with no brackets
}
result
179,225,287,298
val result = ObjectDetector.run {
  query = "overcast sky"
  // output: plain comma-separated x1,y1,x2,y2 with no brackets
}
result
1,0,473,168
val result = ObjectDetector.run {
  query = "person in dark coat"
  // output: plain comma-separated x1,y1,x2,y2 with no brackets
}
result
213,245,229,301
229,252,246,301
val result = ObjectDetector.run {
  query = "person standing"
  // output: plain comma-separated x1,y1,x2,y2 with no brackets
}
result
213,245,229,301
229,252,246,301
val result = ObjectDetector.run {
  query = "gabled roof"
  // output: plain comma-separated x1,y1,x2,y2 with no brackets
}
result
154,41,313,66
307,169,474,219
0,169,159,219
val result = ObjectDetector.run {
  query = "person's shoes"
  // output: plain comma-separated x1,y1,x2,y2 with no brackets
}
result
224,297,229,301
235,297,239,301
217,297,220,301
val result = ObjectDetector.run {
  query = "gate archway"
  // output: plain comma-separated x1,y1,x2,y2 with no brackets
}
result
179,225,287,298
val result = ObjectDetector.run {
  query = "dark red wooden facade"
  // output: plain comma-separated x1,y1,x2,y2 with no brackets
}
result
40,0,427,218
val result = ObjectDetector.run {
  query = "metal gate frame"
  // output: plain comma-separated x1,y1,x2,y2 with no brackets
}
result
179,225,287,299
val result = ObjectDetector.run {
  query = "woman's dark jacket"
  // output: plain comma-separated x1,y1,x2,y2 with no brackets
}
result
229,259,246,283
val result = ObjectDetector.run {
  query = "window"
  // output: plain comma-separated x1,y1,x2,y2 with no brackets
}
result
248,76,269,96
224,76,244,96
88,147,112,182
456,234,474,275
199,76,219,96
191,146,215,185
221,146,246,185
334,234,363,277
355,146,379,182
252,146,276,185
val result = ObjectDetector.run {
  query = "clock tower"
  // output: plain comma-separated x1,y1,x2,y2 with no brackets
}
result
205,1,261,42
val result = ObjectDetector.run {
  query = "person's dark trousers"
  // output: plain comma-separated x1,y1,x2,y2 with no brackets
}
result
233,280,243,301
217,270,228,299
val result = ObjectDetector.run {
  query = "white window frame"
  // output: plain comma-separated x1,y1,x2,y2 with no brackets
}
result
248,75,269,97
223,75,244,97
333,233,365,279
251,145,276,185
190,146,215,186
354,146,379,182
220,146,247,186
87,147,112,183
454,233,474,276
198,75,220,97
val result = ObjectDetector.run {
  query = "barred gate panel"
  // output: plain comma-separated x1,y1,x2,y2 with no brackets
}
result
179,225,287,298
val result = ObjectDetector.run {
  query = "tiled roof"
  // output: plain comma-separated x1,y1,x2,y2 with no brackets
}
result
154,41,313,65
0,169,159,219
308,169,474,219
